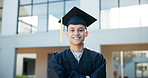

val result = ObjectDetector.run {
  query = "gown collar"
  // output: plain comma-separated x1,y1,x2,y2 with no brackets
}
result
69,48,87,63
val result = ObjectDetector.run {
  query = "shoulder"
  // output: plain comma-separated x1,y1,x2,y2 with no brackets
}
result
85,48,106,64
50,49,70,62
53,48,69,54
58,48,70,56
52,48,70,58
85,48,101,55
59,48,70,53
85,48,106,59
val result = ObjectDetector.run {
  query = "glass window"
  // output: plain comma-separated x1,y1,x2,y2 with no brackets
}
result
0,0,3,7
48,0,63,2
18,5,33,34
65,0,80,13
120,0,139,7
113,51,148,78
0,0,3,34
16,53,36,77
19,5,32,17
100,0,148,29
119,5,140,28
136,63,148,77
48,2,64,30
100,0,119,29
33,4,47,32
20,0,32,5
119,0,140,28
0,8,3,34
140,0,148,27
18,0,80,34
101,0,118,10
33,0,48,4
141,0,148,4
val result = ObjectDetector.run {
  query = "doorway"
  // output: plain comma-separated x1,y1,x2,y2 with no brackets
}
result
136,62,148,78
112,51,148,78
16,46,69,78
101,43,148,78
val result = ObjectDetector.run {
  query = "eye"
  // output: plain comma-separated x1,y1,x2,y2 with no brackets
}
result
78,29,84,32
70,30,74,32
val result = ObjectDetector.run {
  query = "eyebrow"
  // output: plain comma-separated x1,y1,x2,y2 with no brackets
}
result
78,27,85,29
68,27,85,29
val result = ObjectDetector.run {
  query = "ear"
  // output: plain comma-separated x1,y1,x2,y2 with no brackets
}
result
85,31,88,37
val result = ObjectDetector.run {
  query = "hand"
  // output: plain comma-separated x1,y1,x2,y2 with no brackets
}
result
86,76,90,78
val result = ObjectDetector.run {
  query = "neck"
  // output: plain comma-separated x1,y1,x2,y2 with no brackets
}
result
70,43,84,52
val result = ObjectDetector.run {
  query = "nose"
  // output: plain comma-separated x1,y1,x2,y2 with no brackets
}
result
74,31,80,36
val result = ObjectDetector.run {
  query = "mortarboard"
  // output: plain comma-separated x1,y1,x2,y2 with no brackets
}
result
59,6,97,27
59,6,97,42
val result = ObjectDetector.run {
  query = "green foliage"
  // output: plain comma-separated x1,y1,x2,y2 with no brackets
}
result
16,75,29,78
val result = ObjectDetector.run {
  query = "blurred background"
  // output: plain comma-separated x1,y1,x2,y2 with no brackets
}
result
0,0,148,78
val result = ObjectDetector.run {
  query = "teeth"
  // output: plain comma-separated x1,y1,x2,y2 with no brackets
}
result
74,38,79,39
73,37,80,40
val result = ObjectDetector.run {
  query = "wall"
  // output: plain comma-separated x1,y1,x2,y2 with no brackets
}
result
17,47,69,78
1,0,18,35
0,47,16,78
0,19,2,34
0,0,148,78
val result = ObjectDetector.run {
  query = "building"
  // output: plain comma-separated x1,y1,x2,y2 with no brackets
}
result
0,0,148,78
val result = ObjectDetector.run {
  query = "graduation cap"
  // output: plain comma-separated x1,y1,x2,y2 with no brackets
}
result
59,6,97,27
59,6,97,42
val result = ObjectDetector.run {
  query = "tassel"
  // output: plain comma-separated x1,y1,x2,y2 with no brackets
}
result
60,17,63,42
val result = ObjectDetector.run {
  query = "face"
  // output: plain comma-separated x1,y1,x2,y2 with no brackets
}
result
66,24,88,45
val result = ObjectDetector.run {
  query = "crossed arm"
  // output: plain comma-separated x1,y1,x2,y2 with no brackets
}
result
48,53,106,78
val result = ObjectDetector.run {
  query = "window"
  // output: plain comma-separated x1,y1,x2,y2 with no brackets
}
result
16,54,36,78
136,63,148,78
18,0,80,34
33,4,47,32
100,0,118,29
48,2,64,30
113,51,148,78
18,5,33,34
33,0,48,4
48,0,79,31
140,0,148,27
20,0,31,5
100,0,148,29
0,0,3,34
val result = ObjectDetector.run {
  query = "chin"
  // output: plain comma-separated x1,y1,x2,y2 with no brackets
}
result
71,42,83,45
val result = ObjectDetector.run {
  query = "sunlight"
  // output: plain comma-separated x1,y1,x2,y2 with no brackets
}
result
19,16,38,27
48,14,60,30
101,4,148,29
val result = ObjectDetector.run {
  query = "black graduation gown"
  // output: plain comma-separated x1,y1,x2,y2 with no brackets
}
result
48,48,106,78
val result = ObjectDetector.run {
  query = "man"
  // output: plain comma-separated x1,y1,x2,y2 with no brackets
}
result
48,6,106,78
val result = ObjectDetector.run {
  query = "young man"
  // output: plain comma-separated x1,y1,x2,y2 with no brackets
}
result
48,6,106,78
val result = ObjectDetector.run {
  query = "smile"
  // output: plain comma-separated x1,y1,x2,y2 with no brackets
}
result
73,37,81,40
